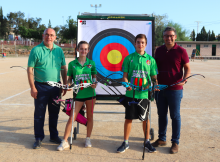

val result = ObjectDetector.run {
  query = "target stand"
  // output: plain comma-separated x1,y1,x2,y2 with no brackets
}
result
74,13,155,141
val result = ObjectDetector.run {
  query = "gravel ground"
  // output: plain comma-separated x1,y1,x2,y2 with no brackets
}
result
0,57,220,162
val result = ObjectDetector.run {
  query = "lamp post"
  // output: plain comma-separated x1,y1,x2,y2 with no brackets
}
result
90,4,102,14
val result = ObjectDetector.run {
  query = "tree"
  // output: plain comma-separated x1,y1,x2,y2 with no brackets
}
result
1,18,8,39
48,19,52,28
35,18,42,27
7,12,17,28
190,29,196,41
38,24,46,31
37,24,46,40
207,30,211,41
210,30,216,41
154,14,168,46
196,26,208,41
19,26,29,38
29,29,39,39
35,19,45,41
19,26,44,41
217,34,220,41
59,16,77,43
0,7,8,39
12,13,46,41
59,25,68,43
155,25,165,47
0,6,3,38
13,11,25,35
53,26,60,36
154,14,190,46
167,21,190,41
36,28,45,41
0,6,2,20
66,16,77,40
27,17,39,30
6,12,17,37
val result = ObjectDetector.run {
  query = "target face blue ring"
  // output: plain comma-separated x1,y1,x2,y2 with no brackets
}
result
92,35,135,79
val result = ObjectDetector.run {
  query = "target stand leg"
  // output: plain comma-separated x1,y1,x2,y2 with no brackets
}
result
73,127,77,140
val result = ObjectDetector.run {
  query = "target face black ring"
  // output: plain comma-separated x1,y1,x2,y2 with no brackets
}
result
88,28,136,86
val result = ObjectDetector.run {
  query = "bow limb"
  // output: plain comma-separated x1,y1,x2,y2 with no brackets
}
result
184,74,205,80
170,74,205,87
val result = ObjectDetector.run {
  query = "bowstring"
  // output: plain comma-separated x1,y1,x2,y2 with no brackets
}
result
10,66,46,83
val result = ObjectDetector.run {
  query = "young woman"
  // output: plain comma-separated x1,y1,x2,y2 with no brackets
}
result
57,41,97,151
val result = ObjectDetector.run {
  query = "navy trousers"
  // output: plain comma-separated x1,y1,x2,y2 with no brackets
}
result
155,90,183,144
34,81,61,141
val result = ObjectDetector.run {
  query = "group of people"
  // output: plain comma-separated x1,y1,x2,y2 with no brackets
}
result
27,26,191,154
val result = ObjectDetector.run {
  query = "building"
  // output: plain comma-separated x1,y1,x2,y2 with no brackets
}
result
176,41,220,58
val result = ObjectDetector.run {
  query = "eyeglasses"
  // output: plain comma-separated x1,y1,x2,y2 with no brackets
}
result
45,34,55,37
164,35,175,38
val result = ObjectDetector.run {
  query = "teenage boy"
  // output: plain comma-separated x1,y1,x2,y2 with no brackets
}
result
117,34,158,153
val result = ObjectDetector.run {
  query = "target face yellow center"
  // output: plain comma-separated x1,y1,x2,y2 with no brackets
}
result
107,50,122,64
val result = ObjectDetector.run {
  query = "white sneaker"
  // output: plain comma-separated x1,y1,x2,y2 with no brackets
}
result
85,137,92,148
57,140,70,151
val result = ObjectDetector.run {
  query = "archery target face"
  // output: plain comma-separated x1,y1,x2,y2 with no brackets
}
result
78,19,153,95
88,28,136,85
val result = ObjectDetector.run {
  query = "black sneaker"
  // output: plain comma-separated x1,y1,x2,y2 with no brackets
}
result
33,140,42,149
117,142,129,153
50,137,62,144
144,141,157,153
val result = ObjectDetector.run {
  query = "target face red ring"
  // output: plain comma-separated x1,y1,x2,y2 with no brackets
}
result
100,43,129,72
88,29,136,85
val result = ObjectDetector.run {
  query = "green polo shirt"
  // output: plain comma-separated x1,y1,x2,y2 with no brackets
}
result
67,58,97,99
122,51,158,99
28,42,66,82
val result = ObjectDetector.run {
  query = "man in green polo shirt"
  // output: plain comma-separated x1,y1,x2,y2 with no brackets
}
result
117,34,158,153
27,28,67,149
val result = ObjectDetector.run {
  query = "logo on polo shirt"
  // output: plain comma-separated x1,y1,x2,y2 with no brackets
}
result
75,74,90,81
132,70,148,78
73,66,75,69
146,60,151,65
87,64,92,68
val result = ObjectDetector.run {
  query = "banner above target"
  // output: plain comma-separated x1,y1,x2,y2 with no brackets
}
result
77,15,155,97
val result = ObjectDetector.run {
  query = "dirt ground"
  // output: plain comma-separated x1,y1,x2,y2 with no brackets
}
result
0,57,220,162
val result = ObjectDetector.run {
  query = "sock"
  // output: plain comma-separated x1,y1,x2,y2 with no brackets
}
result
124,140,128,144
145,139,150,144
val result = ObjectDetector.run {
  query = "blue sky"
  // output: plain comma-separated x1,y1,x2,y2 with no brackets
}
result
1,0,220,36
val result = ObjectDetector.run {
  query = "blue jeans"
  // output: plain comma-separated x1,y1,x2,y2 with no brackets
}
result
34,81,61,141
155,90,183,144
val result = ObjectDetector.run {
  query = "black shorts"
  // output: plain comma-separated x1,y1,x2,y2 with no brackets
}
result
75,96,96,102
118,96,150,121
